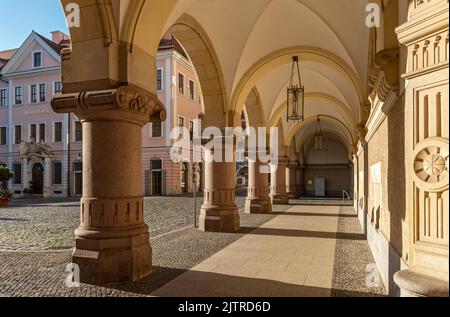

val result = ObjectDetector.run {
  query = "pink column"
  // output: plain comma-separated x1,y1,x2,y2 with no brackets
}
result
245,151,272,214
52,85,166,284
270,156,289,205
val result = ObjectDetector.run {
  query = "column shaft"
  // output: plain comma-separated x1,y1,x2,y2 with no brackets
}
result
270,157,289,205
245,156,272,214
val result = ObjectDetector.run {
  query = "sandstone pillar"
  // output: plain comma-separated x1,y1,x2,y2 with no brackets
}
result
200,137,240,232
245,152,272,214
270,156,289,205
51,85,166,284
286,162,298,198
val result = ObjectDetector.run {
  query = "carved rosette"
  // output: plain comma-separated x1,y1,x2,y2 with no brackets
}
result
51,85,166,125
413,137,449,192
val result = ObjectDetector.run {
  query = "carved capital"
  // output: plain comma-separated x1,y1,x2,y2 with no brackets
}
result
51,85,166,125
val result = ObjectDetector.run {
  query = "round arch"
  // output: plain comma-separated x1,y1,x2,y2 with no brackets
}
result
229,46,365,126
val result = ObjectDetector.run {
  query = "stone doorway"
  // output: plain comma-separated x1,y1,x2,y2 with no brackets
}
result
31,163,44,195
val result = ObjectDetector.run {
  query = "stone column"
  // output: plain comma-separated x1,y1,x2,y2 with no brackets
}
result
43,157,52,198
200,137,240,232
245,151,272,214
270,156,289,205
51,85,166,284
286,162,298,198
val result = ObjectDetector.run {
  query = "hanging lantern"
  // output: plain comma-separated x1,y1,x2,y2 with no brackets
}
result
286,56,305,122
314,116,323,151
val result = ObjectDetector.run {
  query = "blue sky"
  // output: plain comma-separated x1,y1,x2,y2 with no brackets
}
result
0,0,68,51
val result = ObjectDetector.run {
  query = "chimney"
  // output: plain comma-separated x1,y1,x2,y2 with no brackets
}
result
51,31,69,44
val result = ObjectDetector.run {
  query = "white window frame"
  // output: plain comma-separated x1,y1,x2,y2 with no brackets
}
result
31,50,43,69
149,121,164,139
39,82,46,103
156,68,164,92
188,78,195,100
38,122,46,143
14,85,24,105
13,124,23,145
0,126,7,146
53,121,63,143
28,123,37,142
73,119,83,143
0,88,7,107
29,83,38,104
52,80,62,95
178,72,185,95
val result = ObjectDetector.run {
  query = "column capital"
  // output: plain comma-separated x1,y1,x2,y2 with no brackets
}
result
51,85,166,125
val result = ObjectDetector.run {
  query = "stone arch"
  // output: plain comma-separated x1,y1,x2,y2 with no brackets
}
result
230,46,365,125
267,92,357,131
285,115,354,150
238,87,265,128
167,14,228,129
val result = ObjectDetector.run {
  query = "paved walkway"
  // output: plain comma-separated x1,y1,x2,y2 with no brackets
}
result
152,204,383,297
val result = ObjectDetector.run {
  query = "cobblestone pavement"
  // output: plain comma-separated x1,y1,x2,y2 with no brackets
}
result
0,208,281,297
331,206,387,296
0,196,246,251
0,200,387,297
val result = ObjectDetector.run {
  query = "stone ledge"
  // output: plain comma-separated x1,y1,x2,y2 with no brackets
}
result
394,269,449,297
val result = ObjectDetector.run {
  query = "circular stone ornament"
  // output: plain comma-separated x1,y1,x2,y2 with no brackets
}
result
413,137,449,192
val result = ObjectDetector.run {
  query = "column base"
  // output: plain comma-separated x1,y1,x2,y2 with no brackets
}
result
394,269,449,297
245,197,272,214
72,225,152,285
199,205,240,232
271,194,289,205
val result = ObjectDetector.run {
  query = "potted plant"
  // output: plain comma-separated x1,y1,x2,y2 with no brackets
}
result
0,165,14,207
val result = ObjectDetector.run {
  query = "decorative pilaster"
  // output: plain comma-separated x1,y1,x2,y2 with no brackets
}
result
394,0,449,296
51,85,166,284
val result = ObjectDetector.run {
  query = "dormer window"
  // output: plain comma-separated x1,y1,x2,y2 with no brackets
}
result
33,51,42,68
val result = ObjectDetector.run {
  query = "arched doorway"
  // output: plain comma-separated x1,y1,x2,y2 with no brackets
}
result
31,163,44,195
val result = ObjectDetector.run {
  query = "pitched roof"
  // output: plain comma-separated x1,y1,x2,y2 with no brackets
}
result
35,32,69,54
158,34,189,60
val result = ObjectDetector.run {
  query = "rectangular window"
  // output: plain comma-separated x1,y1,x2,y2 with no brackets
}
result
30,84,37,103
0,127,6,146
151,121,162,138
157,69,163,91
0,89,6,107
178,73,184,95
74,121,82,142
39,83,46,102
13,163,22,184
189,80,195,100
14,125,22,144
53,162,62,185
189,120,194,141
54,122,63,143
151,159,162,170
39,123,46,142
54,81,62,95
30,124,37,141
177,116,184,139
33,52,42,68
14,86,23,105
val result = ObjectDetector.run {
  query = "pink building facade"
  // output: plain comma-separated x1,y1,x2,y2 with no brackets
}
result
0,32,203,198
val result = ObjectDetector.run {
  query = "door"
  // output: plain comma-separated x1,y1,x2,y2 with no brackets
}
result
74,172,82,196
32,163,44,195
151,171,162,196
315,177,325,197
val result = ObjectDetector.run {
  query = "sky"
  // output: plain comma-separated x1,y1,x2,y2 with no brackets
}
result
0,0,68,51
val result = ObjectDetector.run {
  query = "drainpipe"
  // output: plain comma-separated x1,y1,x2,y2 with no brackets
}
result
67,113,71,197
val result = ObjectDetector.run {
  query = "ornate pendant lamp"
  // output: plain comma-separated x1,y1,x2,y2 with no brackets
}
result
287,56,305,122
314,116,323,151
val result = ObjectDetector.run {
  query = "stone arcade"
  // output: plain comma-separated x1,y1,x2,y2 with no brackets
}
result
50,0,448,296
